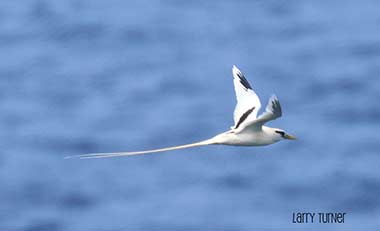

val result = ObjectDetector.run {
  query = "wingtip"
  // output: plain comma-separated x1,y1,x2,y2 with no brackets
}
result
232,65,241,76
270,94,279,101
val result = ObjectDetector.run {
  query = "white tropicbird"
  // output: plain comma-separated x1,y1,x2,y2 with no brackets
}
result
67,65,295,159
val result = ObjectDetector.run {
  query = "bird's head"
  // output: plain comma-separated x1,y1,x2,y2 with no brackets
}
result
273,129,297,141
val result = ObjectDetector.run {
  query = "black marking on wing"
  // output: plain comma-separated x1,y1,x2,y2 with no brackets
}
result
235,107,255,129
236,72,252,90
271,98,282,117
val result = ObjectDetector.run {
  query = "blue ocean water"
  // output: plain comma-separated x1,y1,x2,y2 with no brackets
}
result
1,0,380,230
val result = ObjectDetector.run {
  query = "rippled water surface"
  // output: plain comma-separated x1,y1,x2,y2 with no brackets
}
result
1,0,380,230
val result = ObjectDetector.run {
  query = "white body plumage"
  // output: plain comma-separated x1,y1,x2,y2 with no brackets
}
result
212,126,284,146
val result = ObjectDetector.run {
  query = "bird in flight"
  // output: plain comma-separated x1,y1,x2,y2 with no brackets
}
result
67,65,295,159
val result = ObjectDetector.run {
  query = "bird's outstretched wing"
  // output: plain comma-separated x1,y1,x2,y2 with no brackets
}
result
241,95,282,131
231,65,262,130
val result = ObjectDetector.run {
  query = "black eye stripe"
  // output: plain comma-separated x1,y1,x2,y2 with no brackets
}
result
275,131,285,136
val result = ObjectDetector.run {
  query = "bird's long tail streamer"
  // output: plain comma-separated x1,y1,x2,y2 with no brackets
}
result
65,139,215,159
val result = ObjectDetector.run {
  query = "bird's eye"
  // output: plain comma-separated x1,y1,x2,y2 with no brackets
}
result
275,130,285,137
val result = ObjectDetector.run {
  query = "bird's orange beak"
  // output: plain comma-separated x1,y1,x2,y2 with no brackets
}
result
284,134,297,140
